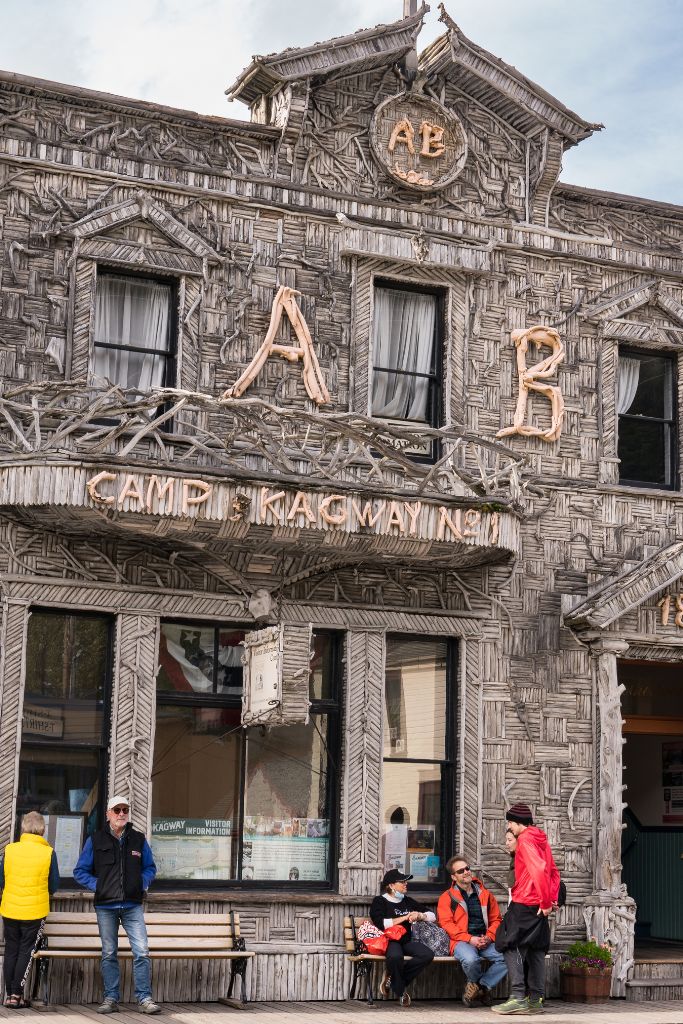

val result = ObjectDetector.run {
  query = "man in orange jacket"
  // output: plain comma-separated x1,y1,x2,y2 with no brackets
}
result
437,855,507,1007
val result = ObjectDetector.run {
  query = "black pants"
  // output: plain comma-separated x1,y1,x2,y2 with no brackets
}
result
2,916,45,997
384,940,434,996
504,945,546,1001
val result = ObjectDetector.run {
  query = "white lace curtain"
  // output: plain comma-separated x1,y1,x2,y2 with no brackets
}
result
371,288,437,421
93,275,171,390
617,355,641,415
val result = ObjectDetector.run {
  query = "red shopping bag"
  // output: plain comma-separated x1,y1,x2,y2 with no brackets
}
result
362,923,406,954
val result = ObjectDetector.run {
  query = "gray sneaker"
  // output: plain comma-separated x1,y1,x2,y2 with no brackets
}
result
96,999,119,1014
138,999,161,1015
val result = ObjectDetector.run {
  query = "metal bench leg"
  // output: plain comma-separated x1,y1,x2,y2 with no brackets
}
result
349,962,359,1000
219,957,249,1010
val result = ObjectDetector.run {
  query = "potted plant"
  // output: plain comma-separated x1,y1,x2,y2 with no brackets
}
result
559,938,613,1003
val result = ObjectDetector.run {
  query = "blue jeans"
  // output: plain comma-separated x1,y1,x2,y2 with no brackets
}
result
454,940,508,990
95,905,152,1003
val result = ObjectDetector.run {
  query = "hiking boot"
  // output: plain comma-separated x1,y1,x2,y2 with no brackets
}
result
527,998,544,1014
138,999,161,1014
399,992,411,1007
379,971,391,998
96,999,119,1015
463,981,482,1007
479,986,493,1006
491,996,531,1014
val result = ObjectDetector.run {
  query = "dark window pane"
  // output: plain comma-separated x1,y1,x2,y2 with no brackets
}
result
620,660,683,718
94,275,172,351
243,719,330,881
618,417,671,486
372,286,438,424
622,356,672,418
17,746,100,874
151,704,242,880
372,370,432,422
24,613,108,744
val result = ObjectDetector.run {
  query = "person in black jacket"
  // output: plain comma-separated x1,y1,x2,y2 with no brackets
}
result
74,794,159,1015
370,869,435,1007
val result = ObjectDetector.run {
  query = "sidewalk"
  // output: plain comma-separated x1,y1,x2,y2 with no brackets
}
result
2,1001,683,1024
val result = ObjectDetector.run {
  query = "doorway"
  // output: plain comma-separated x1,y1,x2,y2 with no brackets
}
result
620,658,683,944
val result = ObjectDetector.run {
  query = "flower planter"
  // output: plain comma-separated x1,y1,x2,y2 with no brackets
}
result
560,966,612,1003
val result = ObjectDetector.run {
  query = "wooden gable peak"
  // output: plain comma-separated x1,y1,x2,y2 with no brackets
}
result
419,4,602,147
226,4,428,105
563,541,683,632
64,192,220,261
583,280,683,328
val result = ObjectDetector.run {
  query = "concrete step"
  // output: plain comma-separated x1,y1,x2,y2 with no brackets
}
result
626,977,683,1002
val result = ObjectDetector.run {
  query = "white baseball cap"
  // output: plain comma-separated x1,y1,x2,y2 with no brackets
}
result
107,794,130,811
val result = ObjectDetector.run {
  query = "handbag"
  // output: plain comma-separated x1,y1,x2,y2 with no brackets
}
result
411,919,451,956
357,920,406,954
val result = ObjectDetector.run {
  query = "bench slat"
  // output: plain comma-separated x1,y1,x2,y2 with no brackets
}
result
43,923,231,937
44,913,231,925
40,937,234,950
34,951,254,960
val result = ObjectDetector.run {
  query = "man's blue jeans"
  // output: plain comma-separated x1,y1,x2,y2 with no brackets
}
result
454,940,508,990
95,905,152,1003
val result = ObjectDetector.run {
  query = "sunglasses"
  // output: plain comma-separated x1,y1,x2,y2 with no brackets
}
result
452,865,471,875
111,807,129,815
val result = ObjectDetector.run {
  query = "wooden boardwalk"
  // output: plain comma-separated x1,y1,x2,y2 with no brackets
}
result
2,1001,683,1024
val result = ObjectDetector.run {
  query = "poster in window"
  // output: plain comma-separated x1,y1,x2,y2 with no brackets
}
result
43,814,85,878
151,818,232,880
242,816,328,881
383,824,408,873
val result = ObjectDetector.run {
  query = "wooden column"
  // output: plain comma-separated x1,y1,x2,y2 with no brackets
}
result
583,636,636,997
108,613,160,834
0,600,30,848
338,629,385,896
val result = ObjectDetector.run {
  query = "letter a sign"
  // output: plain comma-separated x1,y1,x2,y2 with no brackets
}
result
223,285,330,406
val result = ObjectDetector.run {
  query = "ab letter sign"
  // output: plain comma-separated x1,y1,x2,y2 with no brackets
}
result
370,92,468,192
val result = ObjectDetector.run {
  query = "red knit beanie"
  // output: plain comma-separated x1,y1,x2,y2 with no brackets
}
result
506,802,533,825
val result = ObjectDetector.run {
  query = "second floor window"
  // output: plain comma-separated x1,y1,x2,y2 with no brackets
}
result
371,282,441,428
617,348,676,488
93,272,175,391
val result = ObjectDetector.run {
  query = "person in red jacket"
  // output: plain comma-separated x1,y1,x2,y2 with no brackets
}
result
437,856,507,1007
492,803,560,1016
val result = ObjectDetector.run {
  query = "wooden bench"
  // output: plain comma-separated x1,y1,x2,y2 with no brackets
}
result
31,911,254,1008
344,914,461,1004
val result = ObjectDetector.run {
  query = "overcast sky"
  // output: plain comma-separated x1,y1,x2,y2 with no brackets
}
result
2,0,681,205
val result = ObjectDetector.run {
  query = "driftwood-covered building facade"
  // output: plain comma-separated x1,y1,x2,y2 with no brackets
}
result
1,1,683,1003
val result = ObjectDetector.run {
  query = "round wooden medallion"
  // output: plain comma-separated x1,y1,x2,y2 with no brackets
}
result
370,92,467,192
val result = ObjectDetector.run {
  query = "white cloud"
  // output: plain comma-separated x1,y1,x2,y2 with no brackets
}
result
0,0,681,203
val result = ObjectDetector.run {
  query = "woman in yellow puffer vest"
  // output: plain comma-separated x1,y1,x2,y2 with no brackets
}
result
0,811,60,1008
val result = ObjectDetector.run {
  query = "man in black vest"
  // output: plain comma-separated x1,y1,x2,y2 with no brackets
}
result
74,794,159,1015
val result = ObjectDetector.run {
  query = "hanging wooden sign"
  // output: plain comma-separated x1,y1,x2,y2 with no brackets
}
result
241,623,312,728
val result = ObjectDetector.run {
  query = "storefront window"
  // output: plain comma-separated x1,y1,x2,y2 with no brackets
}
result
382,636,455,887
151,623,340,885
17,610,113,878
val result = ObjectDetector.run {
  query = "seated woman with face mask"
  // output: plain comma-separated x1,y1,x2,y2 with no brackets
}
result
369,869,436,1007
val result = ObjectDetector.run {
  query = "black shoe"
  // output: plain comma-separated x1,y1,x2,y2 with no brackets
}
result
479,986,493,1006
399,992,411,1007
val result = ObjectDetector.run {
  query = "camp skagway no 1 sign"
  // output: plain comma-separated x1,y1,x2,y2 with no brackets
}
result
370,91,468,192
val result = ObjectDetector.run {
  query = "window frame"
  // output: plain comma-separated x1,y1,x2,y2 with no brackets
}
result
381,635,459,893
16,608,115,876
93,267,179,393
371,277,445,463
617,345,678,490
152,620,342,891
